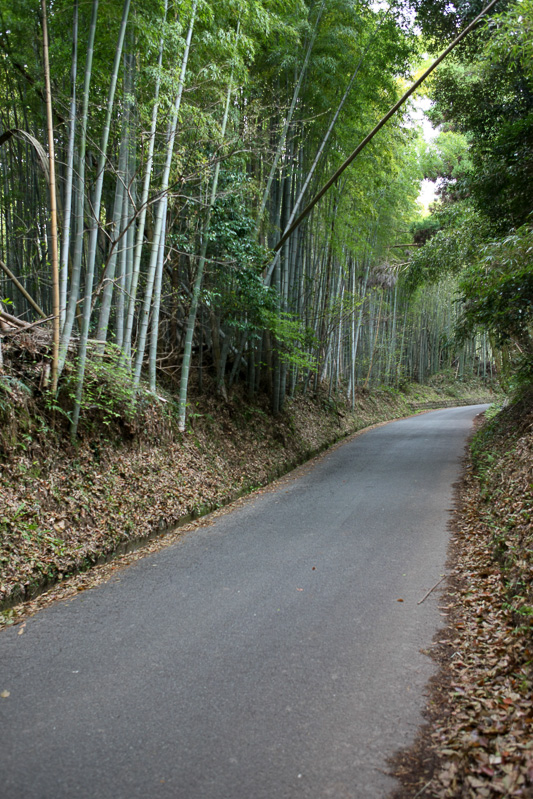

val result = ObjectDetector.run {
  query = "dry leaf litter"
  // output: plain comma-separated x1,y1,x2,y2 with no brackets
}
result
391,391,533,799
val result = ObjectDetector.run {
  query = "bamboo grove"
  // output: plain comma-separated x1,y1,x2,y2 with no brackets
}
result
0,0,491,437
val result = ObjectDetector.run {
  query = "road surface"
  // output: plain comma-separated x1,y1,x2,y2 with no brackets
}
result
0,405,486,798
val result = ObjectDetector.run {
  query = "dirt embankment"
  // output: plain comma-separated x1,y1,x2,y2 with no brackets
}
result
0,372,496,621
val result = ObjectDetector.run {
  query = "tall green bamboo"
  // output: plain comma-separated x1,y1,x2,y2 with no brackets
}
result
122,0,168,363
41,0,60,392
71,0,131,439
132,0,198,387
58,0,99,376
59,0,78,331
177,20,239,431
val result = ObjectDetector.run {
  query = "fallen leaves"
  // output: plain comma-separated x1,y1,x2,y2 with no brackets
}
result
391,400,533,799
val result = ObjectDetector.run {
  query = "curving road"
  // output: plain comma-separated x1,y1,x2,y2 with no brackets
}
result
0,405,486,799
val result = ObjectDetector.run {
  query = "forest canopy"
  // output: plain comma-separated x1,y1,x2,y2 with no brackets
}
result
0,0,508,438
407,0,533,388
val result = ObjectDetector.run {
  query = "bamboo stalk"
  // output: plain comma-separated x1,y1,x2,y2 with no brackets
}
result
41,0,60,393
59,0,78,331
0,308,29,327
133,0,197,387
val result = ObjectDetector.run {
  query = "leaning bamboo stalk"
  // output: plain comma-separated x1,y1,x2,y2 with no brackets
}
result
1,312,55,333
0,259,47,318
263,12,389,287
95,46,133,350
0,308,29,327
148,195,167,392
115,176,131,349
274,0,502,253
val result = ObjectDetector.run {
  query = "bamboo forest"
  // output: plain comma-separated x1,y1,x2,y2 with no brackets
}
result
3,3,533,795
0,0,531,437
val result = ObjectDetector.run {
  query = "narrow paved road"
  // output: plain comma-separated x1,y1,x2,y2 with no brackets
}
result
0,405,486,799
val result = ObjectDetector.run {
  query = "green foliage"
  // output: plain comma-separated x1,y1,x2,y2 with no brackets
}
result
261,310,317,370
486,0,533,80
207,170,267,271
426,54,533,232
418,130,472,184
406,202,489,291
457,225,533,382
62,350,143,430
405,0,533,393
483,401,504,423
409,0,511,52
410,214,442,245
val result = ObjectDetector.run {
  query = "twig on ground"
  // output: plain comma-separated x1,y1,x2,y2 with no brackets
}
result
413,778,433,798
417,575,446,605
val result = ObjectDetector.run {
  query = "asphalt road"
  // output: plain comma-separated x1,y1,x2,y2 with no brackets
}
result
0,405,486,799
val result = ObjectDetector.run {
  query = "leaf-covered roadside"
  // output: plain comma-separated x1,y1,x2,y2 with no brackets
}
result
391,392,533,799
